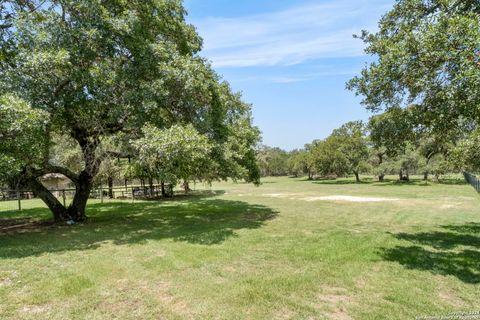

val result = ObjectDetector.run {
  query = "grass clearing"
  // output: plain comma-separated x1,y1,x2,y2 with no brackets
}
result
1,176,479,319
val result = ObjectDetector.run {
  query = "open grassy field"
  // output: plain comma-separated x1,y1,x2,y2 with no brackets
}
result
1,176,479,319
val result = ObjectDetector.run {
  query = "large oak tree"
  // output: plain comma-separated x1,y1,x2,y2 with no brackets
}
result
0,0,260,222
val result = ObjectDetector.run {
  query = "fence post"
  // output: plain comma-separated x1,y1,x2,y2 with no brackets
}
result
17,190,21,211
100,185,104,204
132,186,134,204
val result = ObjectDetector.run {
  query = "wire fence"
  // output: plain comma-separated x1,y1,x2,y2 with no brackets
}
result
463,172,480,193
0,184,174,213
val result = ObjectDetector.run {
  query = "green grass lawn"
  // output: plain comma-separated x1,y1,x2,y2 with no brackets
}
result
1,176,479,319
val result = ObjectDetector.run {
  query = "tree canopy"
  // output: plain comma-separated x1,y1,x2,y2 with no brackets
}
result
347,0,480,134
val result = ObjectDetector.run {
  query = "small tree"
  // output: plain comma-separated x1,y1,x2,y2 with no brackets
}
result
450,129,480,173
256,146,289,177
367,109,416,181
133,124,213,192
397,144,424,181
312,139,349,178
331,121,369,182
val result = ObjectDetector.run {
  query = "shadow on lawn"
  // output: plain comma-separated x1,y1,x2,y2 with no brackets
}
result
381,223,480,284
311,180,374,186
0,197,277,259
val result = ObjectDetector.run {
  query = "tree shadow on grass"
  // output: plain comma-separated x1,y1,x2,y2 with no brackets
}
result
435,178,468,186
380,223,480,284
311,179,373,185
0,198,277,259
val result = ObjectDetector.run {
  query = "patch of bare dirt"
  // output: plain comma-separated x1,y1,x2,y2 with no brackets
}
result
439,291,465,307
273,308,295,319
262,193,297,198
439,203,459,210
317,286,353,320
262,193,403,203
0,271,17,288
304,196,400,203
20,305,50,315
104,279,194,319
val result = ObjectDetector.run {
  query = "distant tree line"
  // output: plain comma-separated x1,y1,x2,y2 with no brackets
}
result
257,111,479,182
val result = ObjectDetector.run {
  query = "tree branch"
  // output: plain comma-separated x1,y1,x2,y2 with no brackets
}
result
45,165,80,185
26,165,80,186
53,79,71,97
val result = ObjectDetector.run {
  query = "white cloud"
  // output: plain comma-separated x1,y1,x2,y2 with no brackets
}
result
192,0,391,68
230,70,359,84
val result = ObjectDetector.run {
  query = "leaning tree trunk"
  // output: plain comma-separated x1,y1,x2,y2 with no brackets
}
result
28,177,70,222
21,129,104,222
354,171,360,183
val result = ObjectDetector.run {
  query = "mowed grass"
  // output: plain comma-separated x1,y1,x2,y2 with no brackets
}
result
1,176,479,319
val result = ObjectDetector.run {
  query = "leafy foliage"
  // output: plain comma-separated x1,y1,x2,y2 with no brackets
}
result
0,94,49,185
348,0,480,134
450,129,480,172
132,124,212,186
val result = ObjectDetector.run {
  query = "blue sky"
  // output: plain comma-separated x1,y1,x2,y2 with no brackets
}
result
184,0,395,150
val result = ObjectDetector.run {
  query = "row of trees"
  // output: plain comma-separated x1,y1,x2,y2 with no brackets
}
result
258,109,479,182
0,1,260,222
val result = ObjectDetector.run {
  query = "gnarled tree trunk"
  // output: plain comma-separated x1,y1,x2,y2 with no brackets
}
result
26,132,102,223
28,177,69,222
66,172,94,222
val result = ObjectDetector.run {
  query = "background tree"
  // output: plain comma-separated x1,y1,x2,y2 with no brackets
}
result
416,133,453,181
450,129,480,173
311,138,349,178
302,144,318,180
286,149,301,177
425,154,451,182
132,124,213,194
330,121,369,182
367,108,415,180
396,143,424,182
256,146,289,177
